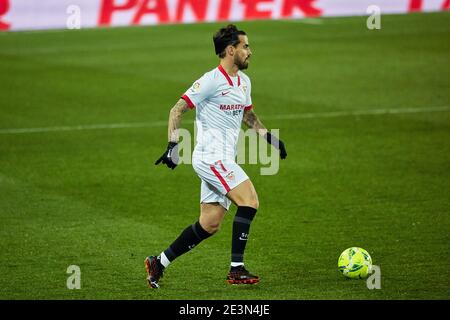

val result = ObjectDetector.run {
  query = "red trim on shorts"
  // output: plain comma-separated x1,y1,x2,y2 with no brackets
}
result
219,163,227,172
244,105,253,111
181,94,195,109
215,160,227,172
210,165,231,193
218,64,234,87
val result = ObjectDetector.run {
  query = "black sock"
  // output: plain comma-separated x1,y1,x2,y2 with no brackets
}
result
163,221,212,263
231,206,257,265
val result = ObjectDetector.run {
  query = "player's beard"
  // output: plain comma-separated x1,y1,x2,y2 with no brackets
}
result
235,55,249,70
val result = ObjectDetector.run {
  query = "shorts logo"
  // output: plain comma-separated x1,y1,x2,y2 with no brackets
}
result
225,171,235,181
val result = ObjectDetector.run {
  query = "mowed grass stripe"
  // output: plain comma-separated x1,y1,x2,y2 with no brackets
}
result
0,105,448,134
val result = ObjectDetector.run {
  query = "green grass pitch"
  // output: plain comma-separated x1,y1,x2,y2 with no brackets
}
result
0,12,449,300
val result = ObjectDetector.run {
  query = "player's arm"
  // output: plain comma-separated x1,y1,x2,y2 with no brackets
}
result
243,108,287,159
242,108,268,136
155,98,190,169
168,98,190,143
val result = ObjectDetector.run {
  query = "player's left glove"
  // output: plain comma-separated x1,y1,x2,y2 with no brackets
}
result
264,132,287,159
155,142,179,170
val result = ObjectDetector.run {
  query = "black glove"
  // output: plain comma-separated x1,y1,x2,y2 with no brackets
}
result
264,132,287,159
155,142,179,169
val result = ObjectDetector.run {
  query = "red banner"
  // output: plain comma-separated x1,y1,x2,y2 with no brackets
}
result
2,0,449,32
0,0,10,31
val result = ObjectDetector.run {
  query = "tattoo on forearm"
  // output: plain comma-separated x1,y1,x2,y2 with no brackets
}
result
168,99,189,142
243,110,257,127
243,110,267,136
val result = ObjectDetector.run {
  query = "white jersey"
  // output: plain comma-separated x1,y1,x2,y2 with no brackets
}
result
182,65,252,163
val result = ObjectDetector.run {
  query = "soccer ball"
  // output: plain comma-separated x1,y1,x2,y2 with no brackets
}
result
338,247,372,279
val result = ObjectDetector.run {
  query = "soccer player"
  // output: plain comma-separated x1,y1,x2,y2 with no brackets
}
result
146,24,287,288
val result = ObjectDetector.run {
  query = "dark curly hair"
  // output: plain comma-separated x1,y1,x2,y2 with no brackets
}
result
213,24,246,58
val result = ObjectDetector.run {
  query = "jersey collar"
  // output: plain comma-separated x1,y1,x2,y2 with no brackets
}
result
218,64,240,87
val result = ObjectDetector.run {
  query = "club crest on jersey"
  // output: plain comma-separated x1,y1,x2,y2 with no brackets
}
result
225,171,235,181
191,82,201,92
242,85,247,93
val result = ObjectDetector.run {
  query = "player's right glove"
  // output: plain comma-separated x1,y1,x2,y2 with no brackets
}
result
155,142,178,170
264,132,287,159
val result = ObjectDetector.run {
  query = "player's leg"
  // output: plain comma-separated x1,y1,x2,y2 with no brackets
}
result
190,159,259,284
225,179,260,284
160,202,225,265
145,213,217,288
199,202,227,234
226,179,259,209
145,183,226,289
226,179,260,263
